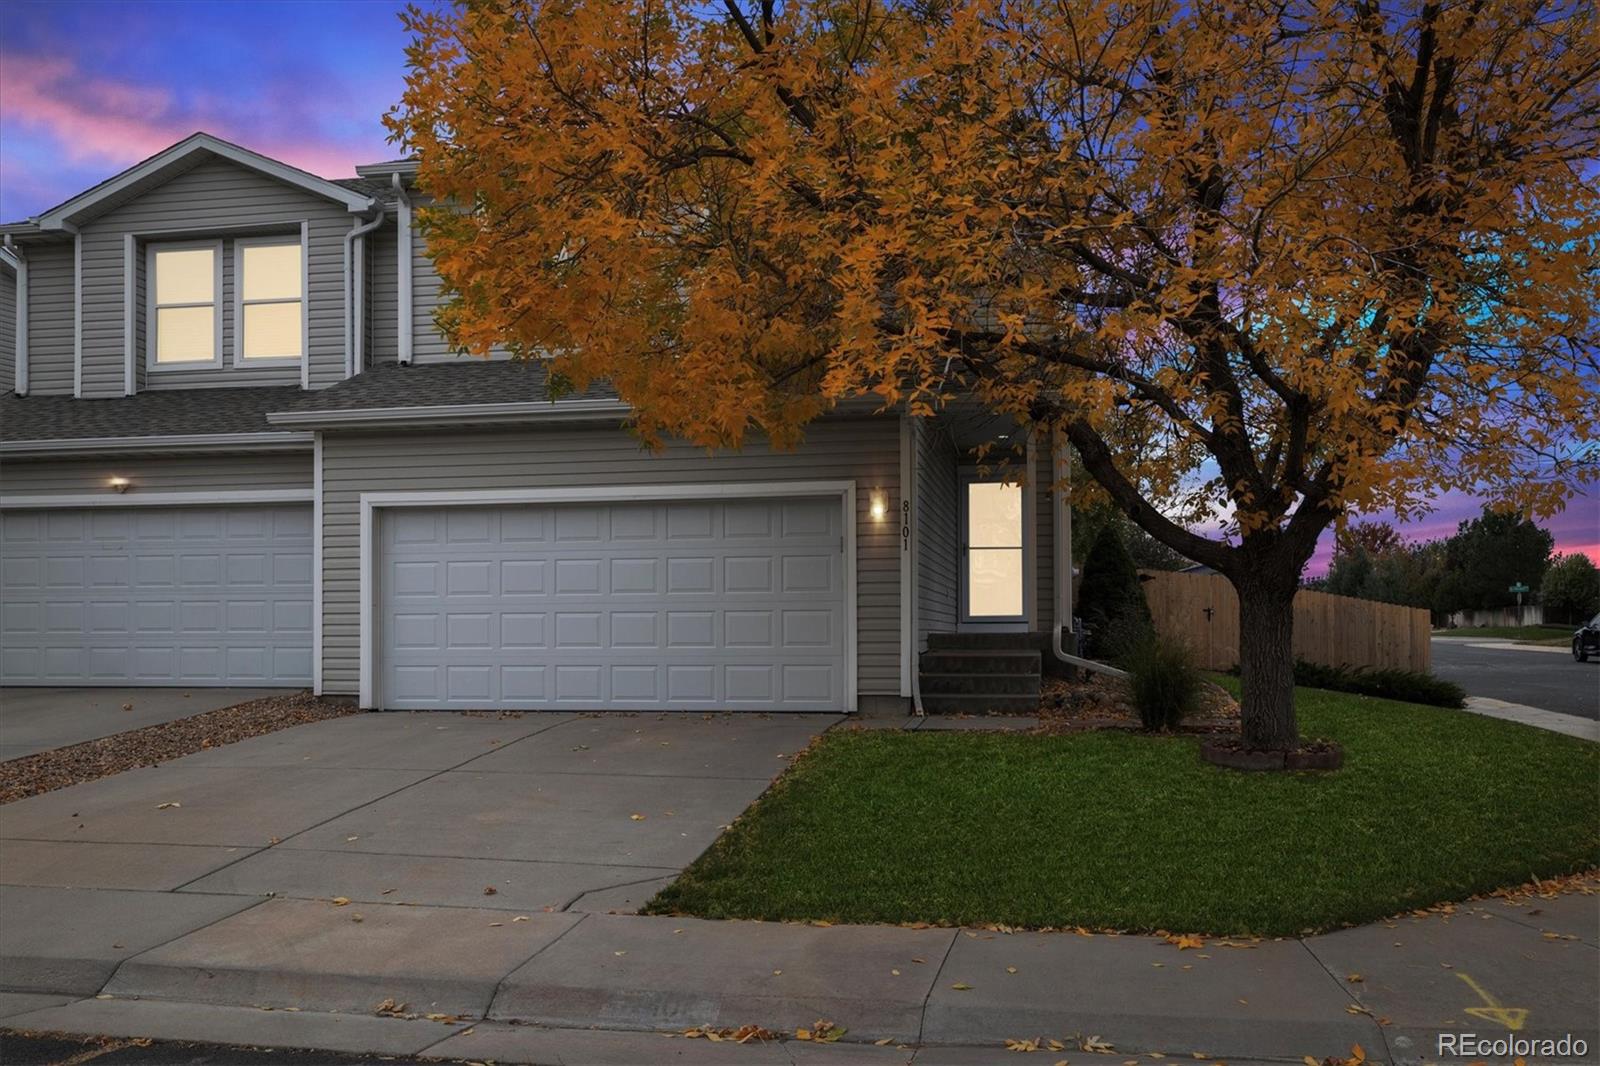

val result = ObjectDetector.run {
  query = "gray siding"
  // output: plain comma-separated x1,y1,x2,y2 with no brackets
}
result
320,418,902,699
913,415,959,648
0,262,14,391
368,224,398,365
77,156,354,395
0,452,311,496
23,242,75,395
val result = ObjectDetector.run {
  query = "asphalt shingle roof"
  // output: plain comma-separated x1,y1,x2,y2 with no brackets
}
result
1,386,304,443
280,360,619,413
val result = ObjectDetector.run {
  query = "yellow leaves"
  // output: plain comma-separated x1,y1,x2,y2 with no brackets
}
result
794,1020,846,1042
1164,934,1205,950
682,1023,778,1043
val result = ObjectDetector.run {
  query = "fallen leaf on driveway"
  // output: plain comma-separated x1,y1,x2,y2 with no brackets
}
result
630,814,646,821
1007,966,1018,974
483,886,497,895
512,916,530,923
122,703,133,711
951,982,973,991
155,802,180,810
1345,973,1363,983
330,897,350,906
1005,1037,1041,1051
1164,934,1204,950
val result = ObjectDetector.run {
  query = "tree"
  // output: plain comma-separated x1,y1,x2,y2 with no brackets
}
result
1335,521,1405,562
390,0,1600,749
1541,553,1600,624
1077,524,1154,660
1439,507,1555,611
1073,503,1191,573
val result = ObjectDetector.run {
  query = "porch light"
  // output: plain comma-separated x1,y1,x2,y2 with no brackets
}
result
870,492,888,521
108,476,131,494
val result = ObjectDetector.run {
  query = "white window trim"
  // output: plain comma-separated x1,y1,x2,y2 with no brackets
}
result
146,239,224,372
356,481,859,713
233,233,307,369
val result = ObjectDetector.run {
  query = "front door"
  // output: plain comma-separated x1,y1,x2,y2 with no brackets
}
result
959,473,1026,625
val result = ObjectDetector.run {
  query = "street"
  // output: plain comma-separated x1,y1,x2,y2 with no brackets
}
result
1431,637,1599,719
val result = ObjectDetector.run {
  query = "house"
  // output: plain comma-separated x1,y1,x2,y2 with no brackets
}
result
0,133,1077,714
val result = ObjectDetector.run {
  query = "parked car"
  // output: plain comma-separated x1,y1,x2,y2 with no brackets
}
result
1574,614,1600,662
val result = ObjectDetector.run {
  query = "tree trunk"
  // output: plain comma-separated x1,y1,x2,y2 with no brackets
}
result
1233,574,1300,750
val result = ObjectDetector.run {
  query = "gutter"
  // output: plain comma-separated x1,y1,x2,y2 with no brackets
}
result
343,210,387,378
266,397,631,430
1049,427,1128,679
0,431,314,457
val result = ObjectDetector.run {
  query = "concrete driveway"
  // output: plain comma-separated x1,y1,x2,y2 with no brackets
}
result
0,711,836,1001
0,688,295,761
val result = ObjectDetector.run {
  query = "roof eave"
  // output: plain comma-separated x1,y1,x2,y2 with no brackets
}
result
34,133,376,231
266,399,632,430
0,431,315,457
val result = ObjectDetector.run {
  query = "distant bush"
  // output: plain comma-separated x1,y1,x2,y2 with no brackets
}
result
1121,635,1205,731
1079,524,1153,660
1263,660,1466,708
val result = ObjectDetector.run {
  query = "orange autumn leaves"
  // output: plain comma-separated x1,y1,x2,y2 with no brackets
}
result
388,0,1599,536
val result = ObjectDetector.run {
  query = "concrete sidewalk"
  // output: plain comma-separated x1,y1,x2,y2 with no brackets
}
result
1,890,1594,1064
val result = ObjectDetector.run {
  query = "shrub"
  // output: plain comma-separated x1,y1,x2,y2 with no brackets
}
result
1278,660,1466,708
1078,524,1154,660
1121,635,1205,731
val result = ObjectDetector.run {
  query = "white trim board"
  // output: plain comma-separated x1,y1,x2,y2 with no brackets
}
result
313,434,324,696
0,489,314,509
0,431,314,456
357,480,859,713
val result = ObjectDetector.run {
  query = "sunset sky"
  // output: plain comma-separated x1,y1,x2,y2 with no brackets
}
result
1,0,1593,574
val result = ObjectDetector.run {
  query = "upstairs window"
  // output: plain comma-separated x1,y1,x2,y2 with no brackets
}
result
149,242,221,366
237,237,304,362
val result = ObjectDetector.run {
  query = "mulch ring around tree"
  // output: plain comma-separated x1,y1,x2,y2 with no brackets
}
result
1036,672,1240,734
0,691,358,804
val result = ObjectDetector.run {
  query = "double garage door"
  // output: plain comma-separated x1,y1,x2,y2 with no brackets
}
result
380,496,847,711
0,505,313,687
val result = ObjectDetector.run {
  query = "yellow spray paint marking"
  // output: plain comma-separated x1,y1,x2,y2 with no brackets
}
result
1456,973,1529,1031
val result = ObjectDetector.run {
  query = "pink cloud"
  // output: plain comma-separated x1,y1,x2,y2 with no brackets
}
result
0,52,371,182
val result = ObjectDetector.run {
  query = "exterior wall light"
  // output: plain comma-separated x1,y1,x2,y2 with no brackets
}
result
108,476,131,493
870,491,888,521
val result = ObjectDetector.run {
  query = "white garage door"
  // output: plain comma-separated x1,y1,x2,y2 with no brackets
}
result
0,505,313,686
380,496,847,711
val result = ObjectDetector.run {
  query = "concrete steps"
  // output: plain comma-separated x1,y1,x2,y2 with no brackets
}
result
918,634,1041,715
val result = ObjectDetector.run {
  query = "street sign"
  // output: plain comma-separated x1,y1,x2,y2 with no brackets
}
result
1509,582,1530,594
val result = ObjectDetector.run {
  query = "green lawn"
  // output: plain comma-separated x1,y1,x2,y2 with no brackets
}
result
1437,623,1575,644
646,685,1599,936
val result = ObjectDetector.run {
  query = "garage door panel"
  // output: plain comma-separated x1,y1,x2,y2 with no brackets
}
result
0,505,312,687
380,497,846,711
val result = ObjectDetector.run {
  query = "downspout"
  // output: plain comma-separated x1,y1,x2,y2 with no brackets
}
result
1050,428,1127,679
393,173,413,366
3,237,24,395
343,210,385,378
906,414,925,716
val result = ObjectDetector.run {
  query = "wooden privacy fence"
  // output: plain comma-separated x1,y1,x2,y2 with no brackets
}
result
1138,570,1433,673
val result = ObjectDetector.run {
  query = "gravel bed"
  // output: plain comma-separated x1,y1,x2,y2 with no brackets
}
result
0,691,358,804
